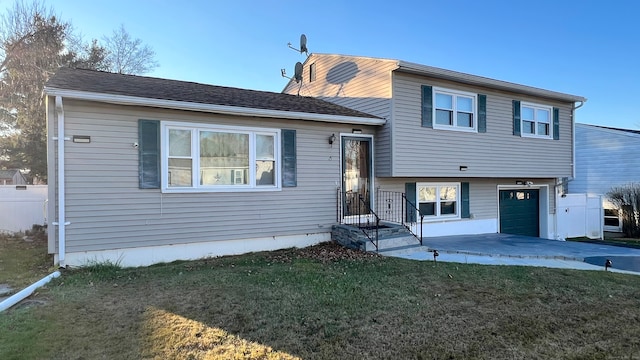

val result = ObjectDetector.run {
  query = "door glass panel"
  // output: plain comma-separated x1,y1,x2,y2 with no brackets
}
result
343,138,371,216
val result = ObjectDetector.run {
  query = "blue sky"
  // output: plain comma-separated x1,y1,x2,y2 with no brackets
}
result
2,0,638,128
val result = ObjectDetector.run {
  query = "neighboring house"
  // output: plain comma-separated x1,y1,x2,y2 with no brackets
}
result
0,169,27,185
283,54,586,240
44,67,384,267
570,123,640,233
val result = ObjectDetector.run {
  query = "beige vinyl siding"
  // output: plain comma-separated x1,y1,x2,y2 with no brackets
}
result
283,54,396,176
52,99,376,253
376,177,557,219
391,72,574,178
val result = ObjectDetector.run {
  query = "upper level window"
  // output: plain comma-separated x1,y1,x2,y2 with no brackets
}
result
309,63,316,82
521,102,552,138
433,88,477,132
417,183,460,220
163,122,280,192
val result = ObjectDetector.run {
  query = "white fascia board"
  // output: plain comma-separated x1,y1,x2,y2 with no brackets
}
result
43,87,386,126
396,61,587,103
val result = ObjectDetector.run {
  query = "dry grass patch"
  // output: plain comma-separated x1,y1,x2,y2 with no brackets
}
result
1,241,640,359
142,306,300,359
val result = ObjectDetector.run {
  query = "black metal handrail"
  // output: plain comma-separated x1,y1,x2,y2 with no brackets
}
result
356,194,380,251
402,193,424,245
336,188,380,251
376,189,424,245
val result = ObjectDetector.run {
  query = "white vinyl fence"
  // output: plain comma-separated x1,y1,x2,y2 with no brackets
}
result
557,193,603,239
0,185,47,233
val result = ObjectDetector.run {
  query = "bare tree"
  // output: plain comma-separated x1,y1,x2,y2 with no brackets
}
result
103,24,158,74
0,1,73,181
607,183,640,238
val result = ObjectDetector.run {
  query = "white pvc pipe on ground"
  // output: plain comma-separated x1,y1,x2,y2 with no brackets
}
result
0,271,61,312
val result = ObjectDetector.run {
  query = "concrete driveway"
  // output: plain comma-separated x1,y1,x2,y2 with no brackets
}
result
392,233,640,275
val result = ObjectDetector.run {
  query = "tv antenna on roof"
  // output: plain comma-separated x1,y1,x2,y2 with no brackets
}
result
281,61,304,95
287,34,308,55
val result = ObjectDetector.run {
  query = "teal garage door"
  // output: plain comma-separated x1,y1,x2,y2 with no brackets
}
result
499,189,539,237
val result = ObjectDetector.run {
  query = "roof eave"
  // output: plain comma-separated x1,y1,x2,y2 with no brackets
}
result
396,61,587,103
43,87,386,126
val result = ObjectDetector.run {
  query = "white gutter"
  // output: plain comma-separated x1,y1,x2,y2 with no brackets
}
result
54,96,68,267
0,271,60,312
397,60,587,103
43,87,386,126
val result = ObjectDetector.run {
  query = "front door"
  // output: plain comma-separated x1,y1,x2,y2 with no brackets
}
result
342,136,372,216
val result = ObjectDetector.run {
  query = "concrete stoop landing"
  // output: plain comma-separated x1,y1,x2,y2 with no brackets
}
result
331,222,422,253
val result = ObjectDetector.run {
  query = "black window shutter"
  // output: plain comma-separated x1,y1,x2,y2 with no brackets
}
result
477,94,487,133
421,85,433,128
138,119,160,189
281,129,297,187
405,182,417,222
553,107,560,140
461,182,470,218
512,100,521,136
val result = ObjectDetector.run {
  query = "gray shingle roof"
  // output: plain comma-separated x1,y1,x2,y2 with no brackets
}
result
0,169,19,179
45,67,380,119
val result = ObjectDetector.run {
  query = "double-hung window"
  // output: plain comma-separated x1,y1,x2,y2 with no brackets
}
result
521,102,552,138
433,88,477,132
417,183,460,219
163,122,280,192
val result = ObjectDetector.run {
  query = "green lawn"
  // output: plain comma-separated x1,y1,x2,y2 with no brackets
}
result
1,242,640,359
568,234,640,248
0,229,52,289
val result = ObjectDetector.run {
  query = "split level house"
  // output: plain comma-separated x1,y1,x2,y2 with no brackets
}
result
283,54,586,242
45,54,585,267
570,124,640,233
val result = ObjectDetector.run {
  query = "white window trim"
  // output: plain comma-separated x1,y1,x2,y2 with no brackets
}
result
416,182,461,221
520,102,553,139
432,87,478,133
161,121,281,193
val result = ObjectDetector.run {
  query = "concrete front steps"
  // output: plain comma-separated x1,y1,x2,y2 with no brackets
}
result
332,222,423,254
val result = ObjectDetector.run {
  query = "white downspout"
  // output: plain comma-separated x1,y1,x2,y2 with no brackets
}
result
571,100,585,180
55,96,68,267
0,271,61,312
555,100,585,240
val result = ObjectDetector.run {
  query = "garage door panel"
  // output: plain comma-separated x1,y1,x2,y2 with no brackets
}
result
499,189,539,237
